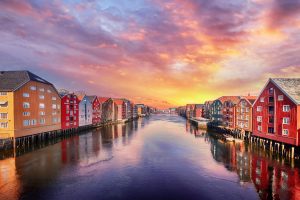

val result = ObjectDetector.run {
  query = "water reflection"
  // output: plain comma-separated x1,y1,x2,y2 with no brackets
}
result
187,121,300,200
0,118,147,200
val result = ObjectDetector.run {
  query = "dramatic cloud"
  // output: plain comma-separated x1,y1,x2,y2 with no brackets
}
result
0,0,299,108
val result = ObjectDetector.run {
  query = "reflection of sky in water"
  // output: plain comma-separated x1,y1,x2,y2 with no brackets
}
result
0,115,300,200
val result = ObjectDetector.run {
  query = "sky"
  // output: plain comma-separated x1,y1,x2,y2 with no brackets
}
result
0,0,300,108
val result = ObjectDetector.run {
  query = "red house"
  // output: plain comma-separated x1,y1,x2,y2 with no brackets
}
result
86,96,101,125
252,78,300,146
222,96,241,129
193,104,204,118
60,93,80,130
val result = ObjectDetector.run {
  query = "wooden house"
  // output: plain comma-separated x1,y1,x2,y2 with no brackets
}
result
60,93,80,130
235,96,257,133
86,96,101,125
78,95,93,127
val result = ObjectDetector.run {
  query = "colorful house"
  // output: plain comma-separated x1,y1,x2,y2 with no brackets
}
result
0,71,61,139
60,93,80,130
100,98,114,122
252,78,300,146
122,99,132,120
186,104,195,119
113,99,125,121
193,104,204,118
78,95,93,127
211,96,240,126
235,96,256,132
131,103,138,119
136,104,145,117
222,97,241,128
204,101,213,119
86,96,101,125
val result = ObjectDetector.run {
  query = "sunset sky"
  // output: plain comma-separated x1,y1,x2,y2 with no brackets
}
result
0,0,300,108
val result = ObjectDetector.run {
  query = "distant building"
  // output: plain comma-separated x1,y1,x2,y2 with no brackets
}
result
100,98,114,122
211,96,240,126
0,71,61,139
78,95,93,127
193,104,204,118
204,101,213,119
60,93,80,130
135,104,145,117
86,96,101,125
235,96,256,132
222,97,241,129
252,78,300,146
113,99,125,121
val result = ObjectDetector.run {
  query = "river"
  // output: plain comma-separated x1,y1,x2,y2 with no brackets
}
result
0,114,299,200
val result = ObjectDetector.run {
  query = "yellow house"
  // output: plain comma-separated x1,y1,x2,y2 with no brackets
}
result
0,71,61,140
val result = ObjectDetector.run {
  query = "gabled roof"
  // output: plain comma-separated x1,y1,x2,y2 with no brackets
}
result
254,78,300,106
113,99,124,105
0,70,53,92
272,78,300,105
98,97,110,103
217,96,241,104
86,95,97,103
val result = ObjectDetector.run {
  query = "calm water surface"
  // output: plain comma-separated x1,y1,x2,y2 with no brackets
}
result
1,115,300,200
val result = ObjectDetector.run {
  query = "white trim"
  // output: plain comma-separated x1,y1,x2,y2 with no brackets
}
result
271,79,299,105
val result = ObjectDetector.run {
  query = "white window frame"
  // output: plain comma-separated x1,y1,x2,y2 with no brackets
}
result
258,125,262,131
0,92,7,96
282,129,289,136
0,122,8,128
39,88,45,92
23,102,30,108
0,113,8,119
260,97,264,102
31,119,37,125
23,112,30,116
39,95,45,99
23,120,30,126
23,93,30,97
283,117,290,125
283,105,290,112
39,103,45,109
257,106,262,112
30,86,36,91
278,95,284,101
257,116,262,122
40,111,45,116
52,97,57,100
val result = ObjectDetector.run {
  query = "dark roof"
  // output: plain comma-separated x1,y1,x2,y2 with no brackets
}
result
86,95,97,103
272,78,300,104
0,71,52,92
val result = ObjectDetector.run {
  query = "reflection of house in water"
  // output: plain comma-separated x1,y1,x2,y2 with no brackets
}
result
236,149,251,183
251,154,300,200
210,139,236,172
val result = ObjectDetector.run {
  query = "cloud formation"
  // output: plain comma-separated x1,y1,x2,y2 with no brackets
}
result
0,0,300,108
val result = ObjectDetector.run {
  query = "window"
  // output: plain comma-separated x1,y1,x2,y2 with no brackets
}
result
52,117,58,123
283,117,290,124
47,89,52,93
66,116,69,120
23,120,30,126
278,95,284,101
268,127,274,134
31,119,37,125
258,125,262,131
23,93,30,97
0,101,8,108
246,115,249,120
283,105,290,112
0,113,8,119
39,103,45,109
0,122,8,128
23,112,30,116
282,129,289,136
39,88,45,92
52,97,57,100
260,97,264,102
246,108,249,112
269,88,274,94
257,106,262,112
269,97,274,103
39,118,45,124
52,111,57,115
0,92,7,96
66,122,69,127
23,102,30,108
52,104,57,109
39,95,45,99
30,86,36,90
57,105,60,109
257,116,262,122
40,111,45,116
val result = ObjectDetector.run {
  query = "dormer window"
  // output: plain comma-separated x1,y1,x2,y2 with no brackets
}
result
269,88,274,94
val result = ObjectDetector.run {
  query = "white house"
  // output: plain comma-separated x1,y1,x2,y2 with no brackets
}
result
78,95,93,127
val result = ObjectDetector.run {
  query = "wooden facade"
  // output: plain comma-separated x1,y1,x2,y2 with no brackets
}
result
60,93,79,130
252,79,300,146
235,96,256,132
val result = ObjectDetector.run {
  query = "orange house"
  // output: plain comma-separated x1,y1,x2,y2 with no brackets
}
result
0,71,61,140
